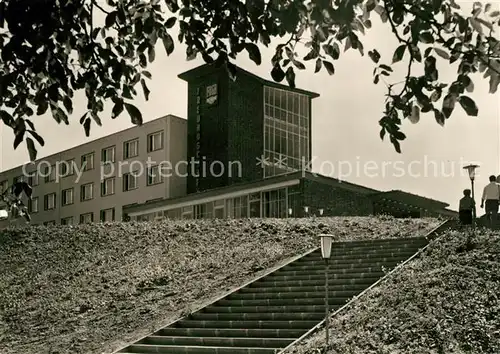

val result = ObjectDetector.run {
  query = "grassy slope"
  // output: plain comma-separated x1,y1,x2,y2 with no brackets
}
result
287,229,500,354
0,216,440,354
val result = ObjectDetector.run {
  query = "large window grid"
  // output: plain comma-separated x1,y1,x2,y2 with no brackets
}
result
263,86,310,178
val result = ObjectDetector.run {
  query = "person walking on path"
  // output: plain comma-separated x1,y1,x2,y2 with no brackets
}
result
459,189,474,226
481,175,500,227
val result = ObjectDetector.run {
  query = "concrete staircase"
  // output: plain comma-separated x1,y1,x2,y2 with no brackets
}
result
116,237,429,354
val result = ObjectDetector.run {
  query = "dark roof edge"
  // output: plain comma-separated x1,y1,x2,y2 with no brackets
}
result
178,63,320,98
371,190,449,208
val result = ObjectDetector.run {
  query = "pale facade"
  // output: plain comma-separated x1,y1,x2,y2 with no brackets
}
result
0,115,187,226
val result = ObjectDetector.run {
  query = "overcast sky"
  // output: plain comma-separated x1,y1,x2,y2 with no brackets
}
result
1,1,499,211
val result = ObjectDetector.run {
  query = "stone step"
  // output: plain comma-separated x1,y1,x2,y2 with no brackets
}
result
155,327,307,338
291,255,411,265
263,271,385,281
202,305,335,313
120,344,278,353
215,297,350,307
282,260,400,271
188,312,324,321
136,335,295,348
228,290,359,300
272,267,389,277
300,250,418,261
238,284,366,294
252,277,376,288
173,319,319,329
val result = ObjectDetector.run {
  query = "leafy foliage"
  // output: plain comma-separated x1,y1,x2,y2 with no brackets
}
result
0,181,32,222
0,216,439,354
0,0,499,156
287,229,500,354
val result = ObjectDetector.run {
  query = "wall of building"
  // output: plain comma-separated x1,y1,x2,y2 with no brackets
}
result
301,179,374,216
0,115,187,227
185,70,230,193
227,71,265,185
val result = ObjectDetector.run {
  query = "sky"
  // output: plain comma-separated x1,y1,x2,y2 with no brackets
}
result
1,1,499,211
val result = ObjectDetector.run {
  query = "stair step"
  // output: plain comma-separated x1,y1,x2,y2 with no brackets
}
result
137,335,295,348
300,245,425,257
215,297,349,307
263,272,385,281
290,256,409,265
155,328,307,338
120,344,278,353
282,260,400,271
228,290,359,300
300,251,419,261
188,312,324,321
202,305,334,313
273,267,387,276
253,277,376,288
174,319,319,329
239,285,366,294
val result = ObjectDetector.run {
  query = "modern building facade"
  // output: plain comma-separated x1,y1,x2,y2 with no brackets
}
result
178,63,319,194
0,115,187,226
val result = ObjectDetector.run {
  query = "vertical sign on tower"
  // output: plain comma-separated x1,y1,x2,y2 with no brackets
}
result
195,87,201,191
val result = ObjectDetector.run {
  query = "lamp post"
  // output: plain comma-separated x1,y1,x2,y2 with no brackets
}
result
304,206,309,218
463,164,479,229
319,234,333,348
288,208,293,218
319,208,324,217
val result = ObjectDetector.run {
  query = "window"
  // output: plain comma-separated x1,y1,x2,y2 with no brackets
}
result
27,172,39,186
147,131,164,152
147,165,163,185
123,172,138,191
124,139,138,159
43,220,56,226
0,180,7,194
80,183,94,201
61,188,74,206
44,193,56,210
80,213,93,224
100,208,115,222
101,177,115,196
101,146,115,164
44,165,56,183
205,83,218,105
28,197,39,213
81,153,94,171
60,160,74,177
61,217,73,225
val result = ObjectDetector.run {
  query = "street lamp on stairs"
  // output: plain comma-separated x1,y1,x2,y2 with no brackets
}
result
319,234,333,349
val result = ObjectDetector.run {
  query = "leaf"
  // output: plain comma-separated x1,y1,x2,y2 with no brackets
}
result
393,131,406,140
63,96,73,114
83,118,91,137
271,64,285,82
392,45,405,63
285,67,296,88
148,46,155,62
409,105,420,124
368,49,381,63
162,33,174,55
323,61,335,75
105,11,117,27
490,10,500,17
25,140,36,163
314,58,322,73
165,17,176,28
442,93,456,118
141,79,150,101
0,110,14,127
458,96,478,116
433,47,450,60
125,103,143,125
419,32,434,44
469,17,483,34
379,64,393,72
434,109,445,126
303,49,317,61
28,130,45,146
489,73,500,93
245,43,262,65
292,60,305,70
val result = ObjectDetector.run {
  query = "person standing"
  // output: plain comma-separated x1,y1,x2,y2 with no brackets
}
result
459,189,474,226
480,175,500,227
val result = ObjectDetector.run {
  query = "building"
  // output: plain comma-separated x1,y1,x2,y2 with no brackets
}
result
0,115,186,226
0,62,457,227
178,63,319,193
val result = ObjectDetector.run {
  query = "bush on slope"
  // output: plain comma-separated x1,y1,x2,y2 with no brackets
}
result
287,228,500,354
0,216,440,354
